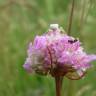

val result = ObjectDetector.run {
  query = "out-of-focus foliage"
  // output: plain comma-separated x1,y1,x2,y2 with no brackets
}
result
0,0,96,96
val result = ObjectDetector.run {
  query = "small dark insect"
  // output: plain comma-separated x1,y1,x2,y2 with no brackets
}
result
68,39,78,44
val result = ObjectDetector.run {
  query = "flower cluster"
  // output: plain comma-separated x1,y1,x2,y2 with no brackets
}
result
23,24,96,79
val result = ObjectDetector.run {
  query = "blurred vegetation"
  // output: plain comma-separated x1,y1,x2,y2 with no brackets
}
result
0,0,96,96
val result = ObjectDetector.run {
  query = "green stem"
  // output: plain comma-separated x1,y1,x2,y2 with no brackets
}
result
67,0,75,35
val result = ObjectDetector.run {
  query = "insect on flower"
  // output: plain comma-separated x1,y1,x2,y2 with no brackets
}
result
68,39,78,44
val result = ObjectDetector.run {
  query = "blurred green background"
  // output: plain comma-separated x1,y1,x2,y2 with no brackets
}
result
0,0,96,96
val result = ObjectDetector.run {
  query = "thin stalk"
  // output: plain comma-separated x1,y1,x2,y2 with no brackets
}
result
55,77,63,96
67,0,75,35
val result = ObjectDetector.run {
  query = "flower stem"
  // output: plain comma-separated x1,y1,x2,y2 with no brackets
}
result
55,77,63,96
67,0,75,35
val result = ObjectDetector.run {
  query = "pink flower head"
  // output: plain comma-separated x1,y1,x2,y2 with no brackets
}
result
23,24,96,79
